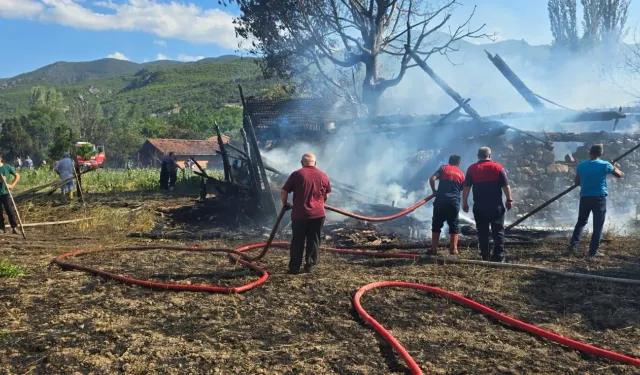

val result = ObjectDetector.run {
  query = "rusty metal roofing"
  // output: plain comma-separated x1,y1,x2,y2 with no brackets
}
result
145,137,229,156
244,97,350,131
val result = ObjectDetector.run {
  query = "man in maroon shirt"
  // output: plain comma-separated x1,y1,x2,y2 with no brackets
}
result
281,153,331,274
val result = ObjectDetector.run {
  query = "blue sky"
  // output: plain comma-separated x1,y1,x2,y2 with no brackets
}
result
1,0,639,78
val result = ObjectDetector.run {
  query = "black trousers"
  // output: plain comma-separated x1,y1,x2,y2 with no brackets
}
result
473,206,505,261
169,170,177,188
160,168,169,190
290,217,325,272
431,201,460,234
0,194,18,230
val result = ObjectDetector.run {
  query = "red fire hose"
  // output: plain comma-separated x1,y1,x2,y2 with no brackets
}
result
53,195,640,371
354,282,640,375
325,194,434,222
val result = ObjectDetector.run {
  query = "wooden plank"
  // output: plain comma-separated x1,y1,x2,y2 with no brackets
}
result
245,114,279,219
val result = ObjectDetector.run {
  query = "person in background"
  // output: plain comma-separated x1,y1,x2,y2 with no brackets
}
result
429,155,464,255
462,146,513,262
15,157,22,170
55,152,75,200
569,144,623,257
0,153,20,234
24,156,33,170
281,152,331,274
160,152,178,192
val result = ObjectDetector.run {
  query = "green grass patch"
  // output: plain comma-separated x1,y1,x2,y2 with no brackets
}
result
0,260,26,278
15,167,224,194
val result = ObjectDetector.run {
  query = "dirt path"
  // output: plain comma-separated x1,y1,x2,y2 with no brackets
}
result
1,199,639,374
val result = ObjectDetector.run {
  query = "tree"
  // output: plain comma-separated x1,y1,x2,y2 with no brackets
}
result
599,0,630,44
548,0,578,50
581,0,630,48
230,0,488,116
67,101,104,143
49,124,72,161
30,86,65,111
24,105,67,162
0,117,35,161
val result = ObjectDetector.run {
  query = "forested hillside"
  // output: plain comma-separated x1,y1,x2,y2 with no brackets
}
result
0,56,284,167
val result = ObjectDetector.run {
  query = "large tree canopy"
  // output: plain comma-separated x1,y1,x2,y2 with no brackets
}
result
549,0,630,50
230,0,488,116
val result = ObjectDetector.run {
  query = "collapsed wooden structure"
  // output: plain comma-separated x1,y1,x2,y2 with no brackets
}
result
201,48,640,227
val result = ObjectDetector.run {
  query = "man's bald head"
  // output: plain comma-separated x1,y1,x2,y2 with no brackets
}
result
301,152,317,167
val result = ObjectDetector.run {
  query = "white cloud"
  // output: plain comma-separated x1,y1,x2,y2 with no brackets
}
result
156,53,168,60
154,39,167,47
2,0,238,49
0,0,45,18
177,53,205,62
106,51,129,60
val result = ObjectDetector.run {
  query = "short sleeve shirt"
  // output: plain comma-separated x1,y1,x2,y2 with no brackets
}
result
577,159,615,197
282,166,331,221
433,165,465,206
0,164,17,195
464,160,509,210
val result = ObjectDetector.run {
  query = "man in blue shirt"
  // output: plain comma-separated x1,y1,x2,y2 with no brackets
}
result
569,144,623,257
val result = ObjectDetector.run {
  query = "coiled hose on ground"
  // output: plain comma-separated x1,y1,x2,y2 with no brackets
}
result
54,196,640,372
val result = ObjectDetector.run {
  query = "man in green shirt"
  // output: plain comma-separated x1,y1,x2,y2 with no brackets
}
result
0,153,20,234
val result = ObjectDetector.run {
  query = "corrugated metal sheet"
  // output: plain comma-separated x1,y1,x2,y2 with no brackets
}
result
244,97,345,132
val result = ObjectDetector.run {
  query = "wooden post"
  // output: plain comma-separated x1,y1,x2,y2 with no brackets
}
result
244,114,278,219
215,122,234,183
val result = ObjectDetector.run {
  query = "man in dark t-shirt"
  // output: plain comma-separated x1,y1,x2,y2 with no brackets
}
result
462,147,513,262
0,153,20,234
281,152,331,274
429,155,464,255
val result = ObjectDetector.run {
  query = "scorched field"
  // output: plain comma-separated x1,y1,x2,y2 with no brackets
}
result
1,193,639,374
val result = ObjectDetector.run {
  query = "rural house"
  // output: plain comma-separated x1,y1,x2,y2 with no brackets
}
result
136,137,229,169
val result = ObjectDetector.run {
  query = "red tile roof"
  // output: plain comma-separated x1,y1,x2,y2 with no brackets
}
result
145,137,229,156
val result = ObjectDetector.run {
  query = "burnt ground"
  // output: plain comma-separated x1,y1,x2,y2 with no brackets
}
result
1,194,640,374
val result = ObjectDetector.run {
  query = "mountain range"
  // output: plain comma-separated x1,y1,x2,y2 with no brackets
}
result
0,55,270,119
1,35,637,120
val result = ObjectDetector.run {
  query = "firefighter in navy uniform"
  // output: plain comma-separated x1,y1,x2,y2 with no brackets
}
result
429,155,465,255
462,147,513,262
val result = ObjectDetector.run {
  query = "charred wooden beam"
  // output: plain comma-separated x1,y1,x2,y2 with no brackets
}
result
485,50,545,111
406,45,483,121
435,99,470,125
215,122,235,183
562,110,626,123
190,157,208,177
241,128,261,201
225,143,248,158
193,170,251,191
244,114,279,219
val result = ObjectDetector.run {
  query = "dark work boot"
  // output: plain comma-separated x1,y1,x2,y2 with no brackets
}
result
11,227,18,235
